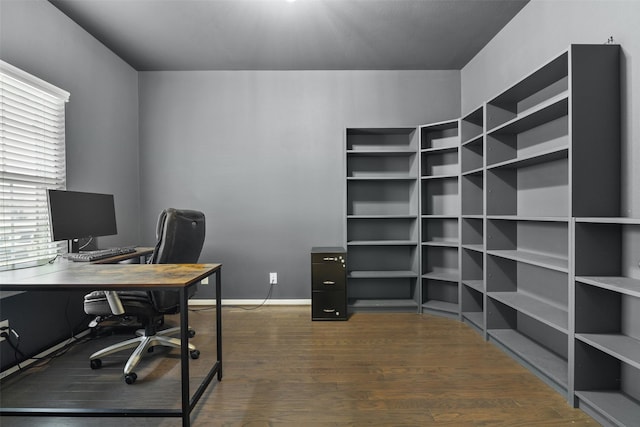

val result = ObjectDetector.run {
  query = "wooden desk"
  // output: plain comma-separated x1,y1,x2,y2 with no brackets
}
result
0,261,222,427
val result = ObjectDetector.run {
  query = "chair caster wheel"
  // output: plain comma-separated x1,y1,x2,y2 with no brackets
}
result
125,373,137,384
190,349,200,359
90,359,102,369
188,329,196,338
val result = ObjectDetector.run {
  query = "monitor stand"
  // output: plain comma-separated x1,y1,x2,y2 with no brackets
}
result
68,239,80,253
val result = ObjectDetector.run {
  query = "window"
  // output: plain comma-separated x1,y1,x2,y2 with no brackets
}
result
0,60,70,270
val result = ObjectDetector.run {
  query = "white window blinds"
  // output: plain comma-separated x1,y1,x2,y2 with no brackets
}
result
0,60,70,270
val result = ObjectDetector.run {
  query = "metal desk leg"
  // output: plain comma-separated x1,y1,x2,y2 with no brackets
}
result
180,287,191,427
216,269,223,380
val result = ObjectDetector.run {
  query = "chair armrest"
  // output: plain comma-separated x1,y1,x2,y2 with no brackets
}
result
105,291,125,315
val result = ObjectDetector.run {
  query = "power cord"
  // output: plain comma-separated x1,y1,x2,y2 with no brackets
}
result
0,298,94,374
189,283,277,312
79,236,94,251
1,326,26,371
227,283,276,311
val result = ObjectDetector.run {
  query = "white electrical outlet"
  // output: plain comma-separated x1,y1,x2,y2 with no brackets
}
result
201,277,209,285
0,320,9,343
270,272,278,285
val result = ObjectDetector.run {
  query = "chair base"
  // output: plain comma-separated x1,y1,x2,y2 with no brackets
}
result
89,326,198,384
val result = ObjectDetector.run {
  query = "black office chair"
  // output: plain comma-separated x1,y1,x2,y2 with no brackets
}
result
84,208,206,384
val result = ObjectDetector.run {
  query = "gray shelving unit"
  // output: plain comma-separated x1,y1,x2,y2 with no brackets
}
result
420,120,461,317
574,218,640,427
342,43,630,426
345,128,420,311
460,106,485,333
483,44,621,402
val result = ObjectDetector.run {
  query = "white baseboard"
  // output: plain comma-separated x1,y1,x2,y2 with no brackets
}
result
189,299,311,306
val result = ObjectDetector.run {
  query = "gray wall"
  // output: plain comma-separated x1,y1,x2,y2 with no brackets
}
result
139,70,460,299
461,0,640,218
0,0,141,247
0,0,139,369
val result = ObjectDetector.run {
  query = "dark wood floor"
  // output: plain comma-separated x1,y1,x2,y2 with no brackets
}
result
1,306,597,426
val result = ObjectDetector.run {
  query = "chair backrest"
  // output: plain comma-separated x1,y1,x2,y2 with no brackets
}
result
149,208,206,311
150,208,206,264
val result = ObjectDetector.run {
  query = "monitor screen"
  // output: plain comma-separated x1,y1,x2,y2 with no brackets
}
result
47,189,118,243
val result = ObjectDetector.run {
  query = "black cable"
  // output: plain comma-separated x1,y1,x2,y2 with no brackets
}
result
226,283,275,311
1,328,26,371
0,306,94,375
78,236,94,251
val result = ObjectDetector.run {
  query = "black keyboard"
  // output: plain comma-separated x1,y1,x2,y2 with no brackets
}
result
65,247,137,262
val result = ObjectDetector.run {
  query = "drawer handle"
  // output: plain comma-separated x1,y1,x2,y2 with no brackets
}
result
323,281,336,285
323,257,337,261
323,308,336,313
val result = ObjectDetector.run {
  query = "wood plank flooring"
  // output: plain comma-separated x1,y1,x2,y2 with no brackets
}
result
1,306,598,426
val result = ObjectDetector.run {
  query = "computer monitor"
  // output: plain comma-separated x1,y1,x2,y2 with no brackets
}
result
47,189,118,253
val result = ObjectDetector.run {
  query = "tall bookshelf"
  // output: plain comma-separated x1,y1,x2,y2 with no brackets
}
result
460,106,485,332
480,45,621,402
345,128,420,312
419,120,461,317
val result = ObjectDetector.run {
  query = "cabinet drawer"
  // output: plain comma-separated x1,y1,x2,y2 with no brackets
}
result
312,291,347,320
311,252,345,264
312,263,345,290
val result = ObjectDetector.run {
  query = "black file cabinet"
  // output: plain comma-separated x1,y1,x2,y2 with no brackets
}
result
311,247,347,321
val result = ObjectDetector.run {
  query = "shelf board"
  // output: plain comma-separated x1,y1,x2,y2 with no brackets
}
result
575,391,640,427
421,173,459,180
488,291,568,333
461,244,483,252
347,127,417,135
422,214,459,219
488,93,568,135
462,106,483,124
461,134,483,147
576,333,640,370
575,217,640,225
347,176,417,181
422,271,459,283
461,214,483,220
349,298,418,309
486,249,568,272
347,149,416,156
348,215,417,219
422,240,459,247
462,311,484,329
461,166,483,176
575,276,640,298
422,299,459,314
486,215,568,222
461,211,483,218
421,146,458,154
488,329,568,389
420,119,459,131
488,52,567,108
462,280,484,293
347,240,417,246
486,146,568,170
348,270,418,279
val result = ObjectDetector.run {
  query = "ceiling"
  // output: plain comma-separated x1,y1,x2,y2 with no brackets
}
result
49,0,529,71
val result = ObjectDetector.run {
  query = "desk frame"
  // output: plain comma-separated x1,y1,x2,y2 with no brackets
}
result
0,260,222,427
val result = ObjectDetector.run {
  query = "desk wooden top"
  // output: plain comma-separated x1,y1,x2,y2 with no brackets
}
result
0,263,221,292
